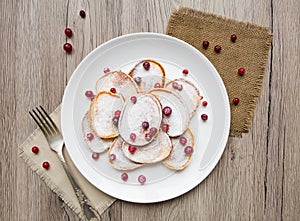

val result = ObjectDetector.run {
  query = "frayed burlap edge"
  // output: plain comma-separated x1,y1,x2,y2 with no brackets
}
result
167,7,273,137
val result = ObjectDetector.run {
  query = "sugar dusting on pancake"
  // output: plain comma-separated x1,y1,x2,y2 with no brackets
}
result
163,128,195,170
118,93,162,146
89,91,124,139
122,131,172,163
129,60,165,92
108,137,143,170
149,88,190,137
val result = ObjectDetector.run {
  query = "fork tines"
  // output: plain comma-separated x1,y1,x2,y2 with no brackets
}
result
29,106,59,136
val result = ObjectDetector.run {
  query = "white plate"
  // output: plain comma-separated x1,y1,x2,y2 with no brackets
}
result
61,33,230,203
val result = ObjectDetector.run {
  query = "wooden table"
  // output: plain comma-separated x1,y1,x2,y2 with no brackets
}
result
1,0,299,220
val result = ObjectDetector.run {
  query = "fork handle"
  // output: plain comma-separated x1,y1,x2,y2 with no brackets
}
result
58,152,100,221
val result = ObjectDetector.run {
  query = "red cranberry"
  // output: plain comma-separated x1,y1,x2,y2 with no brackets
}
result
182,69,189,75
179,136,187,145
202,101,208,107
154,83,161,88
86,133,94,141
214,45,221,53
63,43,72,53
130,133,136,141
112,116,119,125
114,110,121,117
142,121,149,129
201,114,208,121
231,34,237,42
184,146,193,155
42,161,50,170
128,145,136,154
103,67,110,73
92,152,100,160
145,133,151,141
110,154,116,161
143,61,150,70
110,88,116,93
85,90,94,99
121,173,128,181
138,175,146,184
162,106,172,116
31,146,39,154
130,96,137,104
149,127,158,135
79,10,86,18
233,97,240,105
134,77,142,84
202,40,209,49
238,68,245,76
177,84,183,91
172,82,178,89
162,124,169,133
64,28,73,37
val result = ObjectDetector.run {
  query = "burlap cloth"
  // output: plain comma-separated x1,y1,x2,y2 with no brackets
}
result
19,8,272,219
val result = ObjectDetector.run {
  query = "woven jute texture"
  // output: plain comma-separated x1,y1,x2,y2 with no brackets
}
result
167,7,272,137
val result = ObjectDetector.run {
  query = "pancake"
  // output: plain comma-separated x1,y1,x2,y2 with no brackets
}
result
163,128,195,170
122,131,172,164
165,78,202,117
95,70,139,100
149,88,190,137
129,60,166,92
108,137,143,171
118,93,162,146
82,113,113,153
89,91,124,139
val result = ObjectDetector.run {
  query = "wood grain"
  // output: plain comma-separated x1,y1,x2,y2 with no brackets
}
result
1,0,299,220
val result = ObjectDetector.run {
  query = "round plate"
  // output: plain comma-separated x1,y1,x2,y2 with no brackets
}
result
61,33,230,203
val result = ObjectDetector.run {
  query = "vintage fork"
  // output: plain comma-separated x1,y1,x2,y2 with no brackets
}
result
29,106,100,221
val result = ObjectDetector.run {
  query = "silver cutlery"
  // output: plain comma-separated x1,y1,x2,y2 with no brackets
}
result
29,106,100,221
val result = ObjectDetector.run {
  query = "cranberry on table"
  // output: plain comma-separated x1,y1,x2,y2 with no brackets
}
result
121,173,128,181
184,146,193,155
64,28,73,37
63,43,72,53
162,106,172,116
182,69,189,75
143,61,150,70
238,68,246,76
86,133,94,141
233,97,240,105
202,101,208,107
42,161,50,170
134,77,142,84
201,114,208,121
214,45,222,53
231,34,237,42
177,84,183,91
92,152,100,160
31,146,39,154
79,10,86,18
172,82,178,89
202,40,209,49
128,145,137,154
145,133,152,141
138,175,146,185
112,116,119,125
